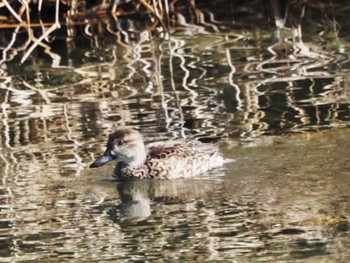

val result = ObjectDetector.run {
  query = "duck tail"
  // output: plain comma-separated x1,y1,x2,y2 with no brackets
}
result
211,151,235,165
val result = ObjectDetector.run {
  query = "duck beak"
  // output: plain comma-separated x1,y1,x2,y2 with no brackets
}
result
90,150,116,168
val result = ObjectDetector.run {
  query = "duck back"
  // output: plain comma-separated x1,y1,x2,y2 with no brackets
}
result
113,143,224,179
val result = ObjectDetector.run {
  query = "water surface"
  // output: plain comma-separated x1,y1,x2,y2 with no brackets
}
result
0,0,350,261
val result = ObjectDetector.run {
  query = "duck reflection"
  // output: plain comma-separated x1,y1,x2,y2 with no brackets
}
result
108,178,218,224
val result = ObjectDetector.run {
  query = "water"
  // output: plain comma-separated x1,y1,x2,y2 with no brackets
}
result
0,0,350,261
1,130,349,261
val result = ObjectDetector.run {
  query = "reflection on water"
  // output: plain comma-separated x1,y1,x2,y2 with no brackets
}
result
0,0,350,261
1,129,349,261
109,179,218,223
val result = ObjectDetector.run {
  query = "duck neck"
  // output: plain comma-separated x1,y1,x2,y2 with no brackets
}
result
128,145,147,167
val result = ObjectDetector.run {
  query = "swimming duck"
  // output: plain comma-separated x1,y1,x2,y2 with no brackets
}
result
90,127,225,179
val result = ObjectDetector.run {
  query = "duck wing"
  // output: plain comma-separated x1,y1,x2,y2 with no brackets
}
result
147,144,196,159
145,142,224,179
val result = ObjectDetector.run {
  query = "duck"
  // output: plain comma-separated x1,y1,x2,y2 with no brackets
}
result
90,127,225,179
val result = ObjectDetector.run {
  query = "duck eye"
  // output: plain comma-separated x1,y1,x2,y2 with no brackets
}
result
118,140,124,146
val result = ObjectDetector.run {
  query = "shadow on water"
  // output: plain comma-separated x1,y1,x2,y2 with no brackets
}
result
0,0,350,261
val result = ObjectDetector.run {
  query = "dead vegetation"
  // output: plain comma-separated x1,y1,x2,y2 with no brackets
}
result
0,0,201,62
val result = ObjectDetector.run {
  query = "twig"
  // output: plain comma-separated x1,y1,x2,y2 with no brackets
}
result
38,0,43,11
21,0,61,63
2,0,23,22
139,0,155,13
19,0,33,39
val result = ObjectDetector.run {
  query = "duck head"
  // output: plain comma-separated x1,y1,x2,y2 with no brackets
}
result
90,128,147,168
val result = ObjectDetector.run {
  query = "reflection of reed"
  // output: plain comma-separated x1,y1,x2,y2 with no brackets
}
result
0,1,349,174
0,172,122,260
1,35,349,167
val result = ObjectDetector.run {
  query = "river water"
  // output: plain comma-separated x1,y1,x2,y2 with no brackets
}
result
0,1,349,262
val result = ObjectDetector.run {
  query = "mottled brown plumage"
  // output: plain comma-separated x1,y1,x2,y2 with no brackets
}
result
90,128,225,179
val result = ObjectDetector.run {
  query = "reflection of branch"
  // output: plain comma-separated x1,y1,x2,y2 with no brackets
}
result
0,26,20,63
168,38,185,138
63,105,85,177
226,48,243,111
21,0,61,63
22,81,51,104
1,91,12,149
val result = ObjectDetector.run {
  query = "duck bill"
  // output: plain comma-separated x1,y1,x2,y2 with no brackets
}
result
90,150,115,168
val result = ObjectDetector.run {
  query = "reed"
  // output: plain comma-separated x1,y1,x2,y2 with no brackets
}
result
0,0,186,62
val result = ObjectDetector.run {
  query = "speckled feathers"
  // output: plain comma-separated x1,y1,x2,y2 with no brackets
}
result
90,128,225,179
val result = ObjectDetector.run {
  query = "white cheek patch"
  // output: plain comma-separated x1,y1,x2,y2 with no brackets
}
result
110,149,118,156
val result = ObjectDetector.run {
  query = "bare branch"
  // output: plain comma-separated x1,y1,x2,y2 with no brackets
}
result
2,0,23,22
